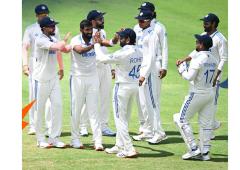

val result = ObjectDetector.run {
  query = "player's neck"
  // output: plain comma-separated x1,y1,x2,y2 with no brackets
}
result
207,29,217,35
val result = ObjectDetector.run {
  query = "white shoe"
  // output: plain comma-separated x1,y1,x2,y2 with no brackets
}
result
105,146,121,154
28,128,36,135
94,143,104,151
132,133,153,141
80,127,88,137
37,140,51,149
146,134,168,144
213,120,221,130
194,152,211,161
48,138,66,148
70,139,84,149
182,148,201,160
116,150,138,158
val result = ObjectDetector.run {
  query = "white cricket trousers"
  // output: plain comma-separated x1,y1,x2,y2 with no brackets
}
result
79,64,112,130
70,75,102,144
176,90,215,154
113,83,138,152
28,57,51,131
34,76,62,141
139,73,165,136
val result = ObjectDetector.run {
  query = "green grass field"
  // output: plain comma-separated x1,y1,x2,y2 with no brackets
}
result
22,0,228,169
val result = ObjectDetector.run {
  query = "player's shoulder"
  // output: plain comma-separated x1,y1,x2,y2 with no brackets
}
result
215,31,227,42
24,23,38,32
133,24,141,32
71,34,82,44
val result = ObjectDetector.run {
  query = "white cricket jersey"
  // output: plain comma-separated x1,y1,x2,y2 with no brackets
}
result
70,34,97,77
138,26,159,78
134,18,168,71
22,22,61,58
32,34,58,82
187,51,218,93
93,28,109,67
95,44,143,84
189,31,228,71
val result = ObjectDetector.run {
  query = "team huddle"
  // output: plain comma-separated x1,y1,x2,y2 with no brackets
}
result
22,2,227,160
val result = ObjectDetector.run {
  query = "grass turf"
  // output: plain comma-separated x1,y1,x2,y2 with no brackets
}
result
22,0,228,169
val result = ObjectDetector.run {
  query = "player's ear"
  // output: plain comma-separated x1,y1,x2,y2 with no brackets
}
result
126,37,130,44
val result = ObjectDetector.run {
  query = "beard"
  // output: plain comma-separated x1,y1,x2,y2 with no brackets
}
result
120,42,126,47
96,23,104,29
204,27,211,33
83,33,92,40
49,32,55,36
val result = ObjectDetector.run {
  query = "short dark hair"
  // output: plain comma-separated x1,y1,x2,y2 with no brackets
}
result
80,19,92,29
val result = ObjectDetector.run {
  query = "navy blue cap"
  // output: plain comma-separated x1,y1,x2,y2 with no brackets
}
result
35,4,50,15
135,10,153,20
39,17,59,28
194,34,213,49
117,28,136,43
200,13,220,24
138,2,155,12
87,10,106,21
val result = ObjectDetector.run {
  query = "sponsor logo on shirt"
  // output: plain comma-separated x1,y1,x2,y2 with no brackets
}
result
82,51,96,58
49,50,56,55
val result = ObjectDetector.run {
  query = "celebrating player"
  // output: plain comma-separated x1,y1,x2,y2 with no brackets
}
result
94,28,142,158
78,10,117,137
174,34,218,160
33,16,70,148
22,4,64,135
177,13,228,139
68,20,103,151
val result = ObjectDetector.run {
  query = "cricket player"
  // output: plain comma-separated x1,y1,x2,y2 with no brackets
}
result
133,2,168,144
174,34,218,160
33,16,70,148
78,10,117,137
22,4,64,135
94,28,142,158
68,19,103,151
132,10,167,143
177,13,228,138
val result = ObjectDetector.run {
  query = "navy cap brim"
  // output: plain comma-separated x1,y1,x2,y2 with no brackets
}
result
96,12,106,18
116,31,127,37
135,16,148,20
200,18,211,22
194,34,202,40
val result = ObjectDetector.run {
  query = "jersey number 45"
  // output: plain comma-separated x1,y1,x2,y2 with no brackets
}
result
129,65,141,79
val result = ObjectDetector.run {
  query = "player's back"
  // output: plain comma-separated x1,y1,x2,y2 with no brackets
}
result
189,51,218,93
115,45,143,84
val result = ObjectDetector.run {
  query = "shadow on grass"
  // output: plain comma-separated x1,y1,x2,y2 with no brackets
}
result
61,131,92,137
134,145,174,158
212,135,228,140
189,157,228,163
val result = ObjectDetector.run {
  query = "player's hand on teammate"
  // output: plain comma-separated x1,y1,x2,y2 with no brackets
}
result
58,69,64,80
159,69,167,79
23,65,29,76
139,76,145,86
111,69,115,79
